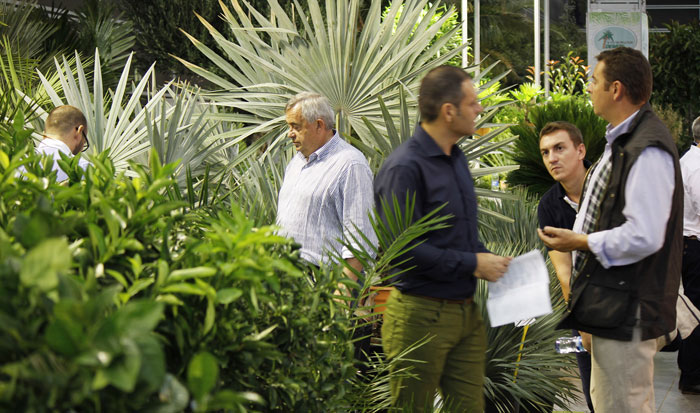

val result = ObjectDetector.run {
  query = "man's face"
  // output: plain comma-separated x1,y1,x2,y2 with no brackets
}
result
540,129,585,182
285,105,325,158
450,79,483,137
587,61,614,121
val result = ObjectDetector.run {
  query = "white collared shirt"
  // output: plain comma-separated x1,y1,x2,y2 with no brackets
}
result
681,145,700,237
36,138,91,182
276,132,377,266
573,110,675,268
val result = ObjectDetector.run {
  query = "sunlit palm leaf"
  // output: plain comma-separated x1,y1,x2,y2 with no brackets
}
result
37,50,174,173
177,0,467,159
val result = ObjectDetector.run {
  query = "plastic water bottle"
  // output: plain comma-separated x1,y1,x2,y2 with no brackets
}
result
554,336,587,354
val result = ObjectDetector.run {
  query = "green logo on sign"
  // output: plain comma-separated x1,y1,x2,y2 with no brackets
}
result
595,27,637,50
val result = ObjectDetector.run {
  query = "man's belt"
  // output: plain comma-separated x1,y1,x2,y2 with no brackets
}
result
402,291,474,305
685,235,698,241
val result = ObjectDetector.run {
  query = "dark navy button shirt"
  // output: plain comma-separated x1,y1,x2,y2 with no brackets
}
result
537,182,577,232
373,124,488,300
537,160,591,250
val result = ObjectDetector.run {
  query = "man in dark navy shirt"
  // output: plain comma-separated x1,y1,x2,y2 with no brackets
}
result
537,121,594,412
374,65,511,412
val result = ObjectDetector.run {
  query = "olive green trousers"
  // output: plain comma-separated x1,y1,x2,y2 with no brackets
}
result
381,289,487,412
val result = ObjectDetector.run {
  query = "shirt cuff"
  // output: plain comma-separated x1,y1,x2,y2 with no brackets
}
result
587,231,611,269
462,251,478,276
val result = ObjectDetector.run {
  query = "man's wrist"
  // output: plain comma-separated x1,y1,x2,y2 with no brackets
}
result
576,233,590,251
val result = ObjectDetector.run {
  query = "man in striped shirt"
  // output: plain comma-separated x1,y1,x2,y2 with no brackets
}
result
276,92,376,285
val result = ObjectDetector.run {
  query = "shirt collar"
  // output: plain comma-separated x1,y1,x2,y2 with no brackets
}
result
38,137,73,154
415,124,458,158
605,109,640,144
298,130,340,163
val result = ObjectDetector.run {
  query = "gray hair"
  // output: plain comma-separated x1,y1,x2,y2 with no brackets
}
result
693,116,700,141
285,92,335,129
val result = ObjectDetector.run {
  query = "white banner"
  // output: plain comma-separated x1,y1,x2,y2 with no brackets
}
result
587,12,649,71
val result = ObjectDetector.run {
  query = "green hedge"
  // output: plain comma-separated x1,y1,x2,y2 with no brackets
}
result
0,114,355,412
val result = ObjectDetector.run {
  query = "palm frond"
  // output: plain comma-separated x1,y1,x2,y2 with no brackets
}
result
177,0,468,162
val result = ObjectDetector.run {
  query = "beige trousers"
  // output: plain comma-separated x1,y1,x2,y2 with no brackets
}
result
590,327,657,413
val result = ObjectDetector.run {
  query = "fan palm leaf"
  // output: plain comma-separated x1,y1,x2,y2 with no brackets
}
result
36,50,231,178
176,0,468,158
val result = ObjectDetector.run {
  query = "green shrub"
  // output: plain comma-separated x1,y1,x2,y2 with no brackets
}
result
0,113,355,412
650,20,700,152
506,96,607,196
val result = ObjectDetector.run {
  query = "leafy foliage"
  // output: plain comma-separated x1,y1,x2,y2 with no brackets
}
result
0,0,133,88
649,20,700,152
539,52,589,96
506,96,607,196
76,0,135,84
0,114,357,412
36,50,235,183
478,188,579,412
652,101,690,154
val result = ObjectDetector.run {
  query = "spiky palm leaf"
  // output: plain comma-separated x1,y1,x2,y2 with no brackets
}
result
36,50,234,179
478,188,579,412
142,82,238,185
37,51,168,172
177,0,468,156
76,0,135,80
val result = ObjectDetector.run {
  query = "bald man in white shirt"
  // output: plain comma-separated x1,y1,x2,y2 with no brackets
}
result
37,105,90,182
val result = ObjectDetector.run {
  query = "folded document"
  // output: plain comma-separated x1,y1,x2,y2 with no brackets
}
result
486,250,552,327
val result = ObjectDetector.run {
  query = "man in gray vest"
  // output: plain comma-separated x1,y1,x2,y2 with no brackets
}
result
538,47,682,412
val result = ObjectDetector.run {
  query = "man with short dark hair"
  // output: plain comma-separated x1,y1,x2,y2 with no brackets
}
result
538,47,683,412
677,115,700,394
37,105,90,181
276,92,376,282
374,65,511,411
537,121,593,411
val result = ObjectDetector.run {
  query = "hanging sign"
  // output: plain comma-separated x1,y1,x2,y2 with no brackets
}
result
587,12,649,70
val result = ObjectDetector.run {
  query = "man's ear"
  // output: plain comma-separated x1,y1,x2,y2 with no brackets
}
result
611,80,625,101
441,102,456,122
577,143,586,160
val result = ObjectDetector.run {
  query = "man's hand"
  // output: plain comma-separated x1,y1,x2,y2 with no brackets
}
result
579,331,592,352
537,226,589,252
474,253,512,282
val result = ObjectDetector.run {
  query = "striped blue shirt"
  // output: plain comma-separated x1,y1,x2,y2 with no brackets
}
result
276,133,377,266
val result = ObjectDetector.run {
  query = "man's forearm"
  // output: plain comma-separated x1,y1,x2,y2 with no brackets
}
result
343,257,363,281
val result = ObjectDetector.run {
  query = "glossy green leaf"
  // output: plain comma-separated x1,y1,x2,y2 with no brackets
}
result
20,238,71,292
187,351,218,401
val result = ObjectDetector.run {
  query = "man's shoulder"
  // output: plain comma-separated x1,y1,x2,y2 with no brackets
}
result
539,182,562,205
330,138,371,167
538,182,566,216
